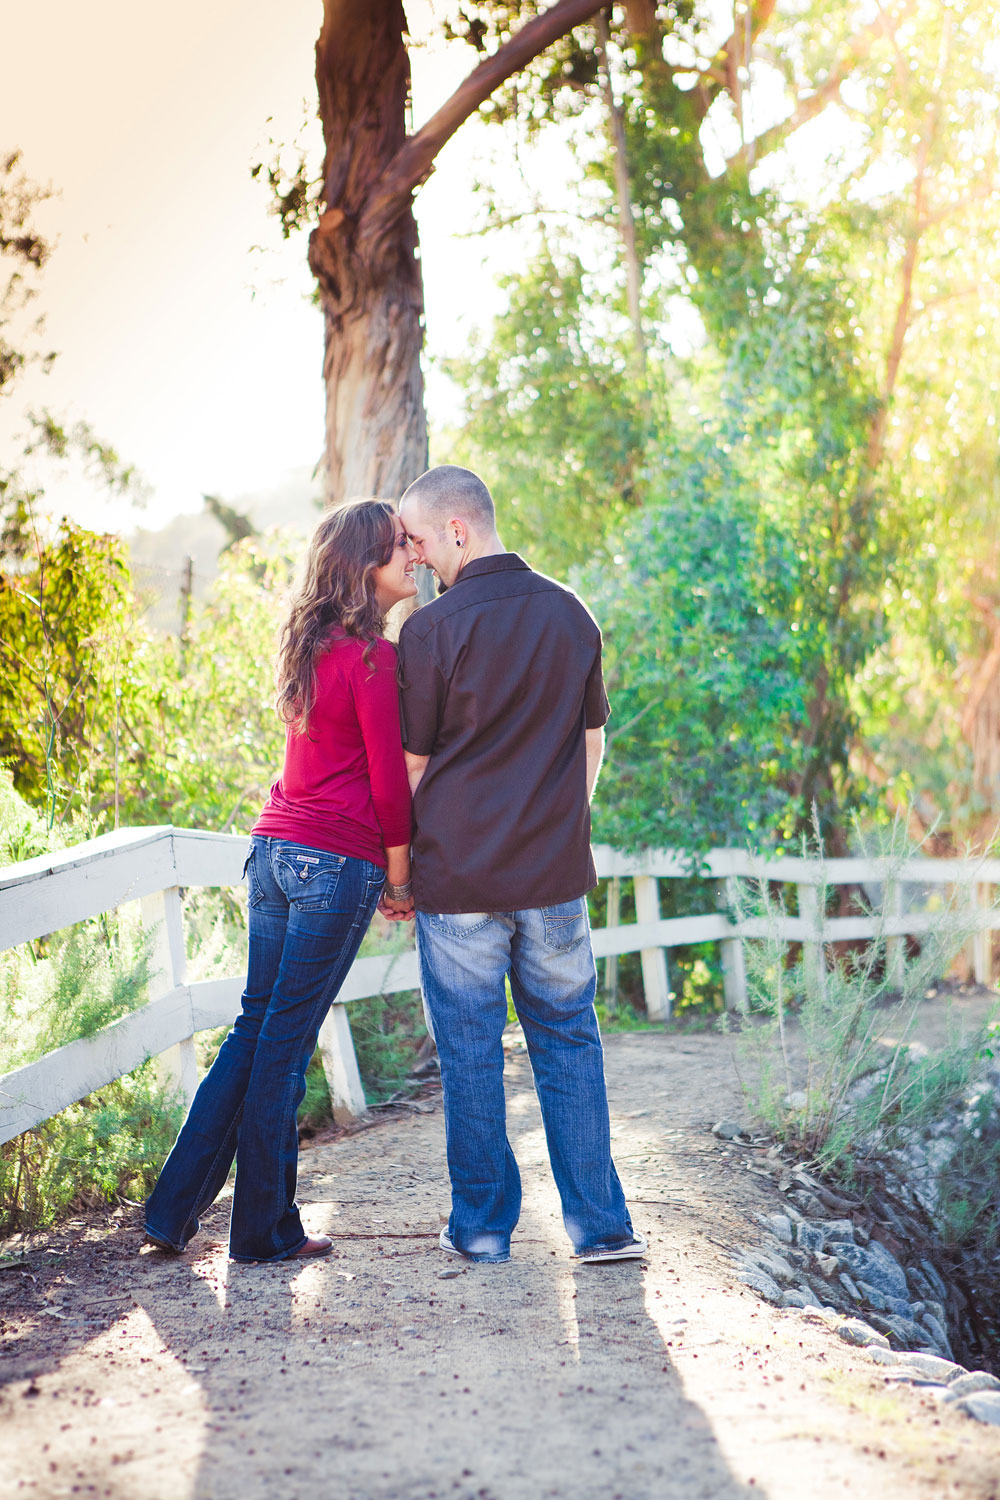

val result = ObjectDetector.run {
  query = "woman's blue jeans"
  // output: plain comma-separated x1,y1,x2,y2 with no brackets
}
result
415,898,632,1263
145,836,384,1262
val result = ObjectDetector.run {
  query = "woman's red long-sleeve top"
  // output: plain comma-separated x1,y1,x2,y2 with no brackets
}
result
252,635,411,868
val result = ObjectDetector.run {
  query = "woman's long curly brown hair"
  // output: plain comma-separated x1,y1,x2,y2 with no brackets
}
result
275,498,398,733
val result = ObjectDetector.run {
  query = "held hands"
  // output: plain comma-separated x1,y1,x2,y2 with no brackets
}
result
378,893,415,923
379,854,414,923
379,872,415,923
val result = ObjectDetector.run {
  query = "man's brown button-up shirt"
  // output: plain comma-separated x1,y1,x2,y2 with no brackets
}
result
397,553,610,913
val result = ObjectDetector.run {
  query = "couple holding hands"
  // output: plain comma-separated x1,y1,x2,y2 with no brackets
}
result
144,465,644,1269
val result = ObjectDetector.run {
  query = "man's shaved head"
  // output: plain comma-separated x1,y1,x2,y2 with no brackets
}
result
400,465,496,537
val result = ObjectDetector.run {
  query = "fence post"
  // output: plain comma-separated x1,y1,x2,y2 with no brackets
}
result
885,878,905,993
634,874,670,1021
604,876,621,1013
318,1005,368,1123
720,877,748,1012
798,881,826,998
972,882,992,988
140,887,198,1111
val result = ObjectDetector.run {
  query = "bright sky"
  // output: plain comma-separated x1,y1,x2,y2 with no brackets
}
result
0,0,516,532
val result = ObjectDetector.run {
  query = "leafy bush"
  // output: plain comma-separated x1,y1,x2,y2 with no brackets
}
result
0,1063,182,1235
583,463,807,856
1,914,155,1075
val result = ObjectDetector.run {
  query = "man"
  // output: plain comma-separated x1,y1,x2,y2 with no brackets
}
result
397,464,644,1266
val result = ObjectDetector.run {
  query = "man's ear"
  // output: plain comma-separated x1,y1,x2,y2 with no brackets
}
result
450,517,468,548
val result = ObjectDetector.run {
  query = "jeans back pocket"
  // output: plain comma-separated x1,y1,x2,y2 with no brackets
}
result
273,846,346,910
542,898,587,949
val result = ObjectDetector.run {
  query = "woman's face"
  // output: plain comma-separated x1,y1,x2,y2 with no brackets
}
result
372,514,419,612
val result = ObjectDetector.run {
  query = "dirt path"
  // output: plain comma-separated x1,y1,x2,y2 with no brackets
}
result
3,1029,1000,1500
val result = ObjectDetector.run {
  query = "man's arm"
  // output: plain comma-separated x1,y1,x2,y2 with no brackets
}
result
585,727,604,801
405,750,430,795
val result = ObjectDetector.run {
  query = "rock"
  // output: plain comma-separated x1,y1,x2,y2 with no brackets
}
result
919,1259,949,1301
919,1312,954,1359
866,1346,899,1366
750,1250,799,1285
884,1374,952,1394
803,1305,841,1327
838,1319,890,1349
906,1266,934,1301
855,1280,888,1313
802,1274,854,1314
795,1223,826,1253
893,1352,963,1383
814,1253,839,1278
822,1219,857,1245
875,1314,936,1349
946,1372,1000,1399
738,1269,783,1304
785,1090,808,1110
955,1392,1000,1426
780,1289,814,1309
839,1273,862,1302
834,1241,909,1302
758,1212,793,1245
437,1268,462,1280
788,1190,826,1217
713,1119,748,1141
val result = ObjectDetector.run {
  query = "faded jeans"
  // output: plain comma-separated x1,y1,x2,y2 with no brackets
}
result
145,836,383,1262
416,899,632,1262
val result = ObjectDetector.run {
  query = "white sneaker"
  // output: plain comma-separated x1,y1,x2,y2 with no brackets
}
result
577,1231,647,1265
439,1227,462,1255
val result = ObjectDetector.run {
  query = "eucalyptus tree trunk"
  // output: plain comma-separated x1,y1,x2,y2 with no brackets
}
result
309,2,426,503
309,0,607,505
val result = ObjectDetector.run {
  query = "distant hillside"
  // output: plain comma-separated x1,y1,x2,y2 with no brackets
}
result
128,469,321,632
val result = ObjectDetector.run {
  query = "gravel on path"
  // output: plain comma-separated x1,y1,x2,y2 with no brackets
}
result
2,1030,999,1500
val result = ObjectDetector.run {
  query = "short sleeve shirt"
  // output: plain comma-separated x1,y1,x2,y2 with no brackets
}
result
397,553,610,912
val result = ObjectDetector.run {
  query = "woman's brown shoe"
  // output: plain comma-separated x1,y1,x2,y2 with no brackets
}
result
291,1234,333,1258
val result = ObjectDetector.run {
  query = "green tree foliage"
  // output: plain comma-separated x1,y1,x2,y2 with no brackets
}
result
118,536,290,832
444,247,651,567
585,445,806,852
0,516,139,828
446,0,1000,850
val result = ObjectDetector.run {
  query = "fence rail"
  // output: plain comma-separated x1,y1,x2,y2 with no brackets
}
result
2,827,998,1146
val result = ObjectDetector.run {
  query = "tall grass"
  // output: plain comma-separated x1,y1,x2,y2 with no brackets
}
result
729,817,1000,1249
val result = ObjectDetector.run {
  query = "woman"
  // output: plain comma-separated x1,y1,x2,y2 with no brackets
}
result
144,500,418,1262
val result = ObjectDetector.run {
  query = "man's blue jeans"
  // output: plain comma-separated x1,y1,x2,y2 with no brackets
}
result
416,899,632,1263
145,836,384,1262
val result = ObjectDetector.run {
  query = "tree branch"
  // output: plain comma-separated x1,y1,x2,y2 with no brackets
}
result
741,0,915,165
359,0,606,259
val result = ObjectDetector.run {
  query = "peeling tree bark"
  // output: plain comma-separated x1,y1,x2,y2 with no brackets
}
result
310,0,607,505
309,2,425,504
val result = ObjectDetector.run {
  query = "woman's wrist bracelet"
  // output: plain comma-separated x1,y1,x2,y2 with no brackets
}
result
384,879,413,901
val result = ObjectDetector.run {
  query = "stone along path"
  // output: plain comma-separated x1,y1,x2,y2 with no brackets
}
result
2,1031,1000,1500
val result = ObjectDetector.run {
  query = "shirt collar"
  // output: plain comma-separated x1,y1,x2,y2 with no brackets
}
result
445,553,530,589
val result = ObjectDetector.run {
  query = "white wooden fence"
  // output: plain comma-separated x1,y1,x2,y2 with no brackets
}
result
1,826,998,1147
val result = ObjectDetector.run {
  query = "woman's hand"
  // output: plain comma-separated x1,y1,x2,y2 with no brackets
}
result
378,893,415,922
380,846,413,921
